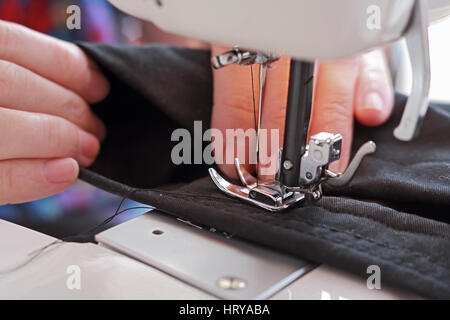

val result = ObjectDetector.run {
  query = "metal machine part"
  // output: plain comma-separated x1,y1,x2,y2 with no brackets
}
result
299,133,343,186
96,213,315,300
209,138,376,212
211,47,280,69
280,60,314,188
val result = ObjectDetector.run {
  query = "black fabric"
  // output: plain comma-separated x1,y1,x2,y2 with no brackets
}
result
78,43,212,187
78,43,450,299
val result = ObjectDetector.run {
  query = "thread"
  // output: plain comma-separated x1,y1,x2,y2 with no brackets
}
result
0,192,152,275
250,64,257,131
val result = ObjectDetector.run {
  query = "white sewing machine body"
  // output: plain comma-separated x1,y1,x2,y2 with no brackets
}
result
109,0,450,61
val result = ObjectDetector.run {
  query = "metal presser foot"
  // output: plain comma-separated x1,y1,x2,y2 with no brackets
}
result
209,47,377,212
209,135,376,212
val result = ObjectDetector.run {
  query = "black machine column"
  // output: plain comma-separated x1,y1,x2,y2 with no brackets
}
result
280,60,315,187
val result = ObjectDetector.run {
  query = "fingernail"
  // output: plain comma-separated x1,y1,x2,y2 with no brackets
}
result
44,158,78,184
361,92,384,111
79,131,100,164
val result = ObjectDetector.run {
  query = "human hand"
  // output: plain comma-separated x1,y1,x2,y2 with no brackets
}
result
211,45,393,181
0,21,110,205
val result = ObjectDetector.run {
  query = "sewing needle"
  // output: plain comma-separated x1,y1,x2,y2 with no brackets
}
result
256,63,267,165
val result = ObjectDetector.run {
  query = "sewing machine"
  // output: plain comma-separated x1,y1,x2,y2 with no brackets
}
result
109,0,449,211
2,1,449,300
63,0,447,300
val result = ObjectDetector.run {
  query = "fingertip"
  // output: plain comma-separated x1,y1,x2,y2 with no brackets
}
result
355,107,387,127
85,67,110,104
78,130,101,167
91,114,107,142
355,91,392,127
44,158,79,184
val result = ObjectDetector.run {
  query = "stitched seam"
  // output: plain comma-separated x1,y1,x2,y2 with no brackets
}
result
161,193,450,290
254,212,449,272
159,191,450,249
316,200,450,241
151,189,228,201
155,189,450,240
252,212,441,263
158,192,450,273
372,156,450,171
266,221,450,292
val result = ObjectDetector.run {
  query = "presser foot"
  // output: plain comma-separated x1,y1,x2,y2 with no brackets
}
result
209,133,376,212
208,166,306,212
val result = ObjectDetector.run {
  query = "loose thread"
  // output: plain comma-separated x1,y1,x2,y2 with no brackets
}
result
250,64,257,131
0,192,152,275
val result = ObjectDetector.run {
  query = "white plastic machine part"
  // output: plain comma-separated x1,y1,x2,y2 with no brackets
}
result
108,0,450,61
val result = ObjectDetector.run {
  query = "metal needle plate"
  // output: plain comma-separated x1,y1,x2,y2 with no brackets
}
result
96,212,315,299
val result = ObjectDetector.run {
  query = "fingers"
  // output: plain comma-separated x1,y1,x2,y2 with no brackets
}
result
0,20,109,103
309,57,361,172
211,45,258,179
0,158,79,205
354,49,394,127
0,108,100,167
0,60,105,140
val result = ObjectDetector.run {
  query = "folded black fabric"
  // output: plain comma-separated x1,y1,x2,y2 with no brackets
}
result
78,43,450,299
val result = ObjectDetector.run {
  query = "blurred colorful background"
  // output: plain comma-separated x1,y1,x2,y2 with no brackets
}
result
0,0,156,238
